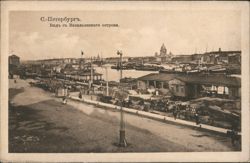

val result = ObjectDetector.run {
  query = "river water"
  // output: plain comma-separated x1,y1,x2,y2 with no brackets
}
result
95,67,157,82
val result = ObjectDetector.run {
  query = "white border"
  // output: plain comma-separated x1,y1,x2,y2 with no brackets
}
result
1,1,249,162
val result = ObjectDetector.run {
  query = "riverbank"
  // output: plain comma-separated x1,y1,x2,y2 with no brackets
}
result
9,79,240,152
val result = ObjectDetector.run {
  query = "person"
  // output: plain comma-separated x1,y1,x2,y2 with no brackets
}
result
195,113,199,125
230,129,238,146
173,107,177,120
185,105,190,120
209,115,215,125
230,121,239,146
122,100,126,107
158,100,164,111
150,100,155,110
62,96,67,104
164,101,169,112
79,91,82,99
176,104,180,118
127,99,132,108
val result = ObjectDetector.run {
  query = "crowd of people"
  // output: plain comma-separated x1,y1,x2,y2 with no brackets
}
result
112,98,201,124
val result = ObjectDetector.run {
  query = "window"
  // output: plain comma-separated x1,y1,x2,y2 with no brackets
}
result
176,85,179,92
224,87,229,95
181,87,184,93
163,83,169,89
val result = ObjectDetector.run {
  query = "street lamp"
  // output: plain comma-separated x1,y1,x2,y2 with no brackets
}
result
117,50,127,147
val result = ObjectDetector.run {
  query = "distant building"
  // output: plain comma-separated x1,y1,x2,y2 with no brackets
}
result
155,44,172,63
67,71,103,82
137,73,177,90
168,75,241,99
26,58,81,66
160,43,167,56
128,56,157,64
171,55,193,63
105,57,120,64
137,73,241,99
9,54,21,78
105,56,129,64
171,49,241,65
199,48,241,65
9,54,20,66
228,53,241,64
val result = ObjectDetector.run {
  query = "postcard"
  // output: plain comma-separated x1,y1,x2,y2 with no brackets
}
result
1,1,249,162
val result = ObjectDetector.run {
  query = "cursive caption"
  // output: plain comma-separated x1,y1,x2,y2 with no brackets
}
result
40,17,119,28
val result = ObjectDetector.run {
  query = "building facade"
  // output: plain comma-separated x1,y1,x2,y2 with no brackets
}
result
137,73,241,100
168,75,241,99
9,54,20,66
155,44,173,63
170,49,241,65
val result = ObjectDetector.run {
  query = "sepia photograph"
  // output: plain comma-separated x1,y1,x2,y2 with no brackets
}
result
1,1,249,162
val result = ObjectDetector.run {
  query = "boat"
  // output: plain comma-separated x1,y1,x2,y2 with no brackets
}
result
111,65,134,70
211,68,227,72
159,69,176,73
134,64,163,71
111,63,135,70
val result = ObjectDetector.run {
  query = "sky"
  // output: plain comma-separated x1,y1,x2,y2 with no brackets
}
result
9,10,241,60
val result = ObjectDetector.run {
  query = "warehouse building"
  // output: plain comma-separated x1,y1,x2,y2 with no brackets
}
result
137,73,241,99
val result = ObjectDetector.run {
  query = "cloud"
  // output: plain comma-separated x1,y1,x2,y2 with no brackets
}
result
10,32,85,60
9,10,241,60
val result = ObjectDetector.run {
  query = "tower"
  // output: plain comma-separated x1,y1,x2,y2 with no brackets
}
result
160,43,167,56
97,53,100,61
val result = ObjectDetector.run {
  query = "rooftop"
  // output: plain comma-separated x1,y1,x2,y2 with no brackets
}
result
206,50,241,54
175,75,241,87
9,54,20,58
137,73,241,87
137,73,178,82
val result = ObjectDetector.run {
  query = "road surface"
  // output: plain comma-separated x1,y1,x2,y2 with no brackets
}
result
9,79,240,152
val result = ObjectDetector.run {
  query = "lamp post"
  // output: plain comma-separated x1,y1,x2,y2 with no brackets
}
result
117,50,127,147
